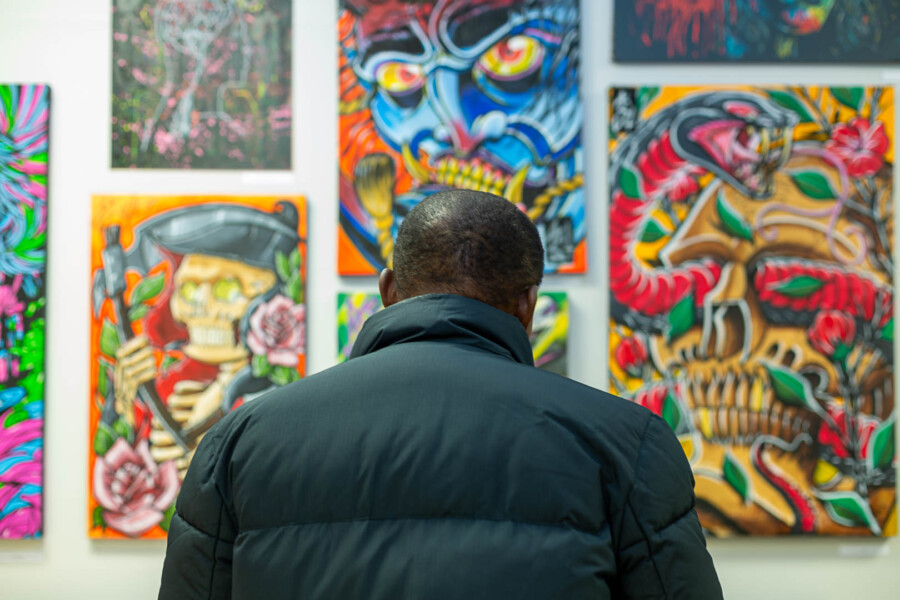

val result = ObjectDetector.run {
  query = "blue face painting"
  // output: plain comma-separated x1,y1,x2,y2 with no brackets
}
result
339,0,585,273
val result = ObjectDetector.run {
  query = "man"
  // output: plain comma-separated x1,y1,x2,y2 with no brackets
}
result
158,190,723,599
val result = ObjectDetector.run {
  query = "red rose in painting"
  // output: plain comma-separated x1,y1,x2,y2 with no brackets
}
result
807,311,856,361
615,336,648,377
247,295,306,367
633,386,668,417
93,438,179,537
817,405,879,461
826,118,889,177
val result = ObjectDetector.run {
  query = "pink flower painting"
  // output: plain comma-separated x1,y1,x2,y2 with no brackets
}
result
247,295,306,367
93,438,179,537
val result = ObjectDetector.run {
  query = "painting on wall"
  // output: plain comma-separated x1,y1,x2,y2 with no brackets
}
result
0,84,48,540
338,291,569,375
608,85,896,536
614,1,900,62
89,195,306,538
338,0,585,275
111,0,292,169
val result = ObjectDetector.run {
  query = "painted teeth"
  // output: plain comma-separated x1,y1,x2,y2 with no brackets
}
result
503,165,529,206
402,143,434,183
188,326,235,347
683,372,814,447
435,157,509,195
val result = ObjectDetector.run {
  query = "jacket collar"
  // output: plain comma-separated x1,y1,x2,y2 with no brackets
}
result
351,294,535,366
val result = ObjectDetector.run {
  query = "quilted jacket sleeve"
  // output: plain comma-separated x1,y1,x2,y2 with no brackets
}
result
615,416,723,599
158,425,238,600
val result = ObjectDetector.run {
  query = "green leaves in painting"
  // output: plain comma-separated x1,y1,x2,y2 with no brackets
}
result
639,218,670,243
94,418,134,455
289,248,302,274
289,277,303,305
830,87,864,111
159,502,177,533
252,354,272,378
716,192,753,241
880,318,894,342
128,273,165,320
275,250,291,283
788,170,837,200
773,275,825,298
97,360,112,399
762,362,824,417
9,319,45,372
19,371,43,403
637,86,660,111
723,452,752,504
619,167,642,200
767,91,816,124
270,366,300,387
276,248,304,304
661,393,685,433
93,422,116,456
112,418,134,444
25,297,45,318
667,293,695,343
816,491,882,535
3,406,28,429
99,320,121,357
867,415,896,472
92,506,107,532
128,304,150,322
129,273,165,305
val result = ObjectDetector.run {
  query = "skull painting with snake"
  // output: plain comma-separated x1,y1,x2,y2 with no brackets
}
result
609,86,896,536
338,0,584,275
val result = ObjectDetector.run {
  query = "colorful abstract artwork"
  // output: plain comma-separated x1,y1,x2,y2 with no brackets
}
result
614,1,900,62
111,0,291,169
337,291,569,375
0,85,48,540
89,195,306,538
338,0,585,275
609,86,896,536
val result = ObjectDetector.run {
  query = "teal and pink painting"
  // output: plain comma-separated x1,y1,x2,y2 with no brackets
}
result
0,84,48,539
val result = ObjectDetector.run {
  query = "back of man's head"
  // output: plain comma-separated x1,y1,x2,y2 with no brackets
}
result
391,189,544,313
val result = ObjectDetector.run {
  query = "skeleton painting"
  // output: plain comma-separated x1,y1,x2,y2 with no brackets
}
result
614,0,900,62
337,292,569,375
608,86,895,536
0,85,48,539
111,0,291,169
89,196,306,538
338,0,584,275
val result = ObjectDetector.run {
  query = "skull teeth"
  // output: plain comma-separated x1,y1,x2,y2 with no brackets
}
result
188,326,235,347
683,372,813,447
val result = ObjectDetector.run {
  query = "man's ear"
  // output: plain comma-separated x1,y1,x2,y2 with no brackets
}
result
379,268,400,308
515,285,540,334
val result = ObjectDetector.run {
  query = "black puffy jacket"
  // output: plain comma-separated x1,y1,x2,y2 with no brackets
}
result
159,294,722,599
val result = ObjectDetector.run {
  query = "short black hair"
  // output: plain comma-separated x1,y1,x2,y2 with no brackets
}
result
393,189,544,310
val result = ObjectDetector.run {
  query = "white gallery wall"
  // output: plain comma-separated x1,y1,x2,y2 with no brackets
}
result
0,0,898,597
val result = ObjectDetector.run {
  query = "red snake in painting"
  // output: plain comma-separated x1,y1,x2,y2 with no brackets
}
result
609,90,893,533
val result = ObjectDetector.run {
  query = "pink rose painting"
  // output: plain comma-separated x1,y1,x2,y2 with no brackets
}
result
93,438,179,537
248,295,306,368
